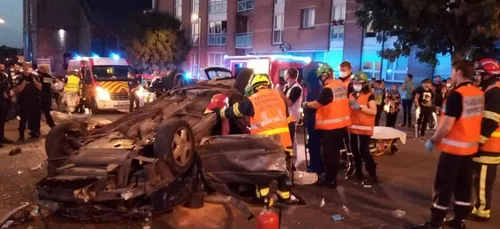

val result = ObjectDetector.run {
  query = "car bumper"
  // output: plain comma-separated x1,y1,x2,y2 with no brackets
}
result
96,99,129,111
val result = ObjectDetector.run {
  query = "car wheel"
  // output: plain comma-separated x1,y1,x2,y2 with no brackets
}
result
154,119,195,175
45,121,89,175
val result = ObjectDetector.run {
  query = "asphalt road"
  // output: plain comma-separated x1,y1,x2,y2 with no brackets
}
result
0,114,499,229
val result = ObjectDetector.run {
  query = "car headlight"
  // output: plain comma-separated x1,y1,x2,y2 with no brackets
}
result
96,86,111,101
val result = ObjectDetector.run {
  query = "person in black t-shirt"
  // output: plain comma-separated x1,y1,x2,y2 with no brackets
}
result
37,64,55,128
414,78,434,138
128,72,141,112
15,62,43,141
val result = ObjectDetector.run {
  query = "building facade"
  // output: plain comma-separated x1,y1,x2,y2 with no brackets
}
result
158,0,452,82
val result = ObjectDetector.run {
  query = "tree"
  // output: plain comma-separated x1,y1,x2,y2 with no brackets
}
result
355,0,500,65
0,45,21,66
124,10,191,72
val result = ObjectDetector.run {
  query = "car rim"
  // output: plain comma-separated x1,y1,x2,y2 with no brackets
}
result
172,127,192,166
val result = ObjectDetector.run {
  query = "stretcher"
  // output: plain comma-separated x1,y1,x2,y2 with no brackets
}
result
369,126,407,156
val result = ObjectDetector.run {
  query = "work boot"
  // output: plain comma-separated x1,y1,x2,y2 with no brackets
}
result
366,164,379,184
470,207,490,221
443,218,466,229
411,221,443,229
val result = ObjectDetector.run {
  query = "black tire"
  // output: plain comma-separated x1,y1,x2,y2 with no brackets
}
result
154,119,195,175
45,121,88,175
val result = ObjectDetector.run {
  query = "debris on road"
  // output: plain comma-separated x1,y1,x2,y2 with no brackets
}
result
331,214,344,221
3,194,11,200
342,205,350,215
17,171,22,174
1,220,13,228
30,161,46,171
392,209,406,218
8,148,21,156
320,198,325,207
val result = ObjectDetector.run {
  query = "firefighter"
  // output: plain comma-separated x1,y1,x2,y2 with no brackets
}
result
216,74,293,206
413,60,484,229
303,63,351,189
62,69,81,113
470,58,500,221
347,72,378,186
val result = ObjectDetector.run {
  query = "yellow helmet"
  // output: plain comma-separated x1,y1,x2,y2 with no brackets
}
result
250,74,271,90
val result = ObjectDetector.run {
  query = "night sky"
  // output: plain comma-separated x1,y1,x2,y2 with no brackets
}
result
0,0,23,48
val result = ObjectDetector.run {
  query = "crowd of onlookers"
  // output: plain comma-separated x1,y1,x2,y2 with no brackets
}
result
368,74,454,139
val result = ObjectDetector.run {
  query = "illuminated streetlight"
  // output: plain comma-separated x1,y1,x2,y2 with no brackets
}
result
0,18,5,24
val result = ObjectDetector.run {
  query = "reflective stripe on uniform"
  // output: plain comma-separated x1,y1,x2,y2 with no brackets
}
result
316,116,350,125
479,135,489,144
251,117,287,130
441,138,477,148
232,103,243,117
455,201,471,206
479,165,487,211
473,156,500,164
257,127,289,136
349,125,373,131
492,132,500,137
433,203,448,210
484,111,500,122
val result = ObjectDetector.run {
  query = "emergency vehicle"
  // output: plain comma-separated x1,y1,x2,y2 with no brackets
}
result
223,55,311,88
67,55,146,112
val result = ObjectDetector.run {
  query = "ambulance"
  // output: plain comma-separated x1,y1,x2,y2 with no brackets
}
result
67,54,139,113
223,54,311,88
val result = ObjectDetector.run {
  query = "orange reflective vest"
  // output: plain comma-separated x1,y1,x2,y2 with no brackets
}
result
348,92,376,136
315,79,352,130
248,88,293,155
480,81,500,153
437,84,484,156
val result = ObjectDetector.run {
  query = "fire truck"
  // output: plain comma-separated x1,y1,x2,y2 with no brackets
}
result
223,54,311,88
67,54,145,113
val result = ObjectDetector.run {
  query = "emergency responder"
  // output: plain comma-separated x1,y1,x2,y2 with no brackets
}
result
339,61,354,94
128,72,141,112
280,68,303,163
216,74,293,206
348,72,378,186
303,63,351,188
37,64,55,128
470,58,500,221
15,62,43,141
338,61,356,176
62,69,81,113
0,64,13,147
413,60,484,229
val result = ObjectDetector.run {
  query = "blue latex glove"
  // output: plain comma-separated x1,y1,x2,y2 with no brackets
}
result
302,101,308,108
348,99,357,106
424,140,435,152
351,102,361,110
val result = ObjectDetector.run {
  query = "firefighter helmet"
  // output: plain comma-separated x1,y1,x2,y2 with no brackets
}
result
353,72,369,82
250,74,271,89
476,58,500,76
317,63,334,77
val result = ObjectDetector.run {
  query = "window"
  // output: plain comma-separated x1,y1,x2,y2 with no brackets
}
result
273,14,284,44
330,26,344,40
209,0,227,14
362,61,381,79
191,53,199,78
174,0,182,19
192,0,199,15
275,0,285,3
301,8,315,28
191,22,200,45
332,5,346,21
208,53,225,67
208,21,227,45
385,56,408,82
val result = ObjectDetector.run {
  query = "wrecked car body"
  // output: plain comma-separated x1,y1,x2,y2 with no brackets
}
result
35,67,293,220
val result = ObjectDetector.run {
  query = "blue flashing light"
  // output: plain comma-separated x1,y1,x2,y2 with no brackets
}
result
184,72,192,79
74,54,82,60
386,69,393,74
110,53,120,60
91,53,100,59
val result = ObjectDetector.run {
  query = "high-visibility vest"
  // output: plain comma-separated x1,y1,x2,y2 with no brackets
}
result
248,88,293,155
341,76,352,89
315,79,352,130
480,81,500,153
64,75,80,92
437,84,484,156
348,92,375,136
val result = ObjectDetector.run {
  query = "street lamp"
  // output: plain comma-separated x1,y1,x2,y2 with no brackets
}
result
0,18,6,24
191,14,201,79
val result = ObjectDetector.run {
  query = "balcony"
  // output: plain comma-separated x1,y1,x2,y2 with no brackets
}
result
208,33,227,46
209,1,227,14
237,0,254,12
235,33,252,48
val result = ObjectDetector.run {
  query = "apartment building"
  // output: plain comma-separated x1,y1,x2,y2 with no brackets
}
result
157,0,451,81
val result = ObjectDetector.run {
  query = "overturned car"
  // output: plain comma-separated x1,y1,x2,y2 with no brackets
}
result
35,67,298,220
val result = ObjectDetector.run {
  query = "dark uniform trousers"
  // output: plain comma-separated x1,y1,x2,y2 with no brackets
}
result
19,102,41,137
129,93,140,112
472,154,499,216
431,152,473,223
320,127,347,180
0,99,8,141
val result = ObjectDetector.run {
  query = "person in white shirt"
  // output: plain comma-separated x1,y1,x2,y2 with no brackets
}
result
280,68,303,163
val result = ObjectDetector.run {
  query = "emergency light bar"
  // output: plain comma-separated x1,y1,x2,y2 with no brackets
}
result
224,55,312,64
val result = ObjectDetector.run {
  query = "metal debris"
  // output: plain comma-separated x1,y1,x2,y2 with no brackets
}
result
17,171,22,174
8,148,21,156
342,205,350,215
1,220,13,228
320,198,325,207
392,209,406,218
30,161,46,171
331,214,344,221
